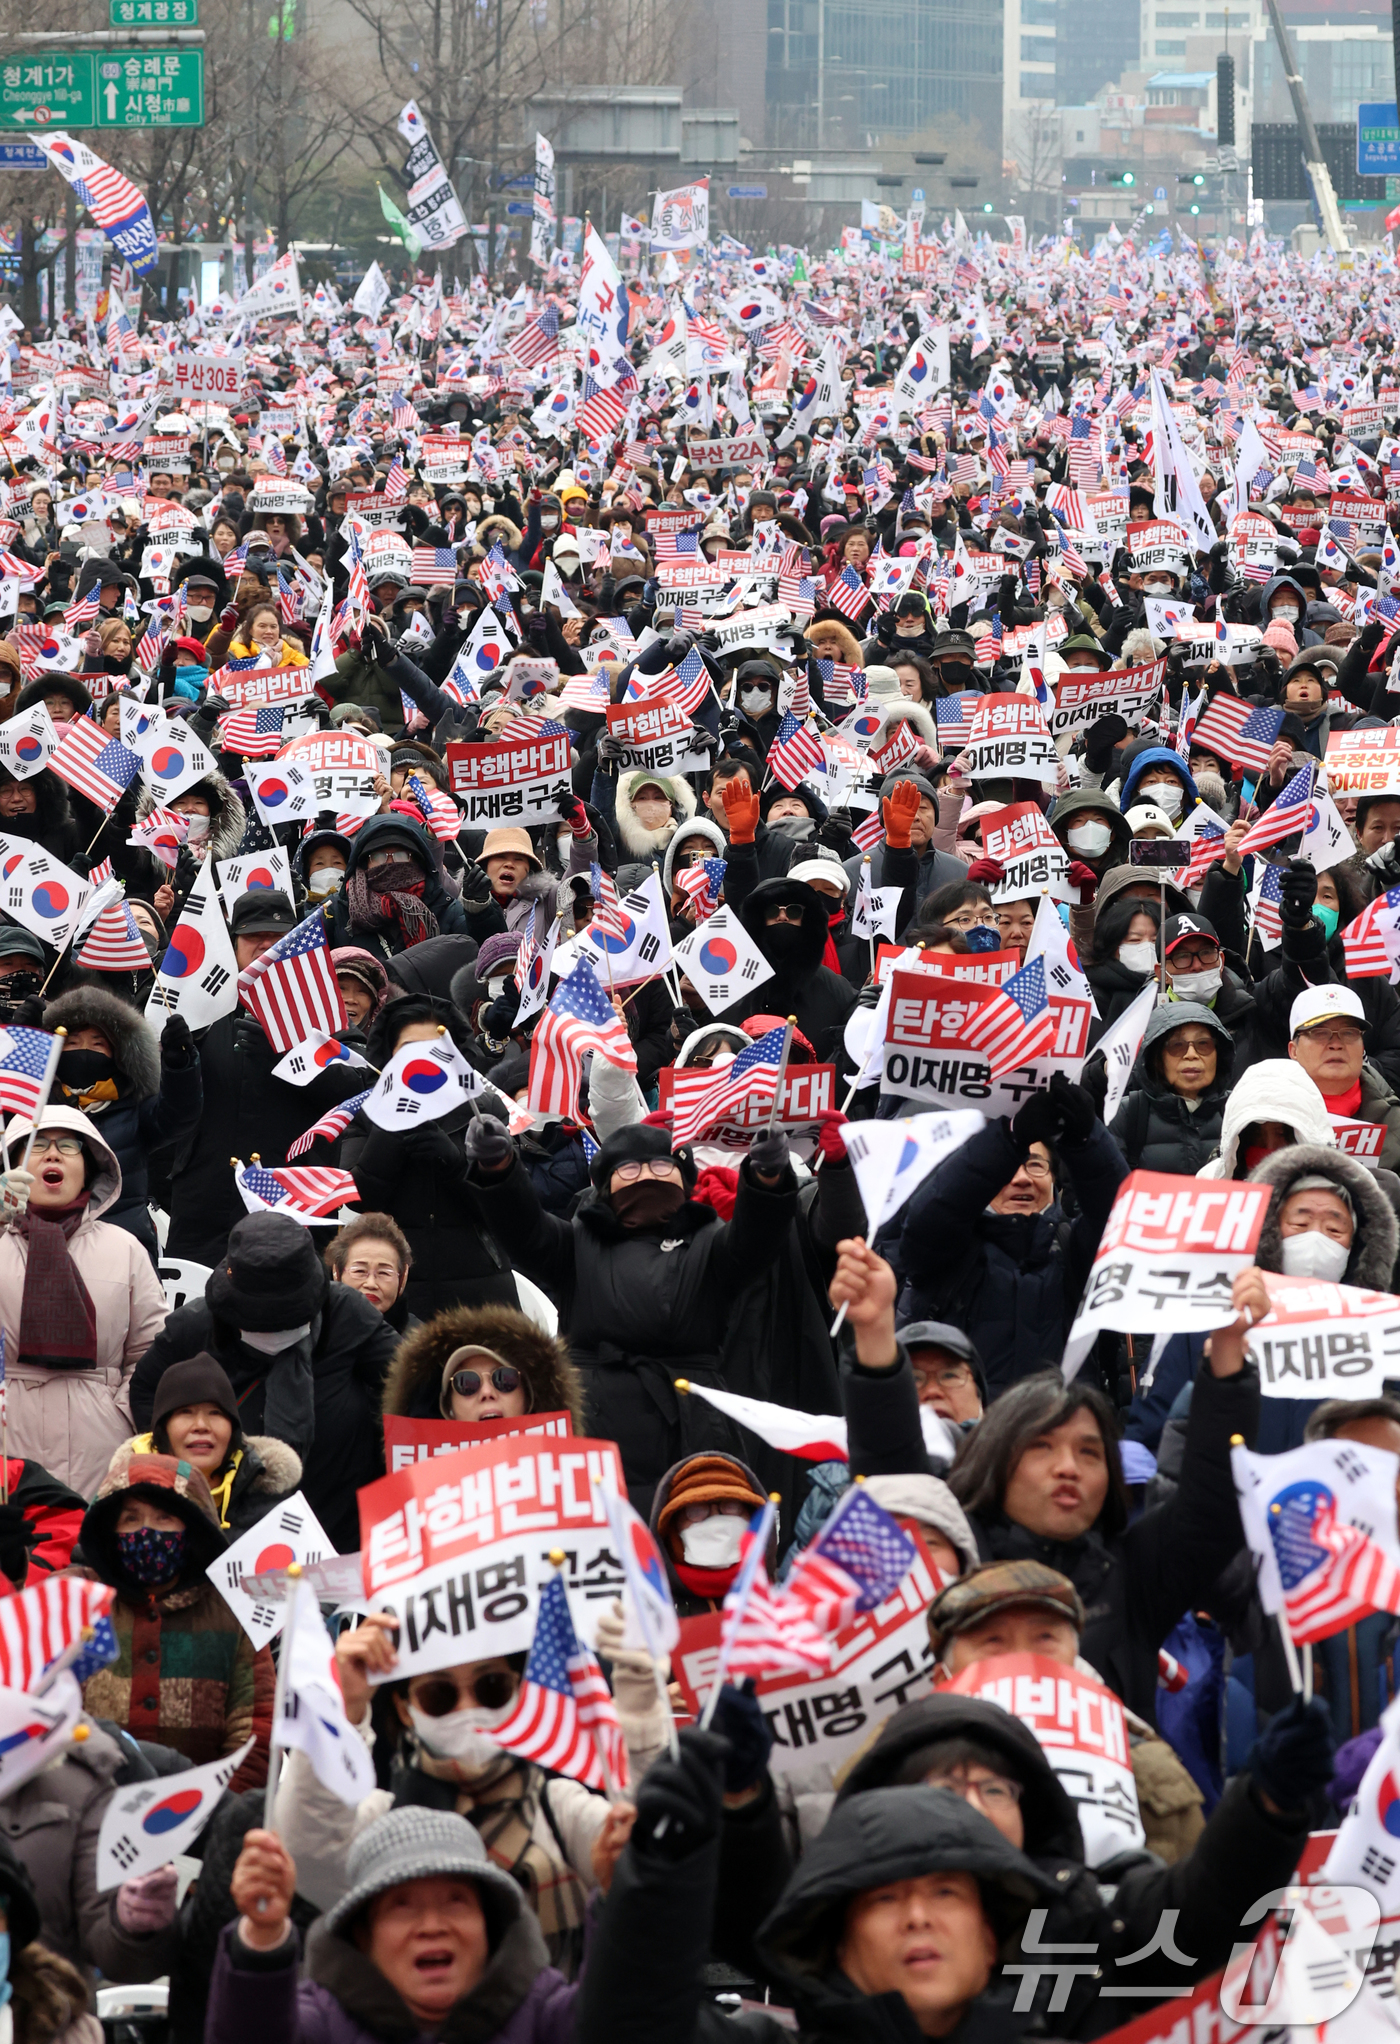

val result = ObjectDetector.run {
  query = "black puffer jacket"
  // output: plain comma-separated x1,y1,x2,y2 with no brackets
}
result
323,811,470,960
729,877,857,1066
43,984,202,1260
1108,1001,1235,1174
463,1149,800,1518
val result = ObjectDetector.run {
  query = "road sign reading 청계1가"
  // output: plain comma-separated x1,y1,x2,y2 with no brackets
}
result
0,49,204,128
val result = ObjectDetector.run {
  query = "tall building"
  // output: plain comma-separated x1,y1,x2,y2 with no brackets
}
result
1252,19,1394,123
765,0,1004,153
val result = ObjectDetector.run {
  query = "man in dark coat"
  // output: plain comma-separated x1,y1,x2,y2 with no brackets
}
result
729,877,858,1066
841,770,966,918
129,1212,396,1552
162,891,369,1269
895,1075,1129,1399
461,1118,800,1518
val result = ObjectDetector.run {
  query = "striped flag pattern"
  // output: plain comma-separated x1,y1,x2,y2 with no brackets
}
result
963,957,1056,1079
237,915,347,1052
670,1022,788,1147
485,1573,628,1791
1235,764,1316,856
287,1088,372,1160
0,1577,116,1692
1340,885,1400,979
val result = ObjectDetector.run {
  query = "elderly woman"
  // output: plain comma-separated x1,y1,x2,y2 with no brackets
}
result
115,1352,301,1535
0,1106,167,1498
1109,1003,1235,1174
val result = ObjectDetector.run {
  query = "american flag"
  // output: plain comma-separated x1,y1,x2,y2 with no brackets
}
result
652,530,699,564
49,719,142,811
218,704,287,758
236,1160,360,1219
779,572,816,621
510,304,562,371
817,658,861,708
0,1576,116,1692
63,591,100,633
1045,482,1090,531
578,383,631,447
588,861,627,940
411,546,458,583
768,712,827,791
0,1028,57,1122
1056,531,1088,580
935,693,979,747
287,1087,372,1160
719,1504,832,1682
1067,410,1100,487
1239,1441,1400,1645
646,648,711,718
1341,886,1400,979
782,1487,917,1635
382,459,409,504
1236,763,1316,856
346,529,372,623
75,894,151,973
486,1573,628,1791
1183,816,1227,889
852,809,885,852
237,914,347,1052
1190,695,1286,775
405,771,460,843
670,1022,787,1147
828,565,872,624
964,956,1055,1079
674,857,726,919
527,955,636,1117
1250,861,1285,948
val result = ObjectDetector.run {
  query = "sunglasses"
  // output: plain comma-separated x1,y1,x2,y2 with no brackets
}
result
409,1668,519,1716
449,1365,523,1400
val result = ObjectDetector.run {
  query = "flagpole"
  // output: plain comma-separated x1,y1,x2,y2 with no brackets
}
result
263,1563,301,1831
18,1028,68,1180
548,1547,620,1801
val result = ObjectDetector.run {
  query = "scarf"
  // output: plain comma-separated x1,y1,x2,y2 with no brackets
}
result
16,1199,97,1371
345,860,438,949
57,1077,119,1115
246,1326,317,1463
1323,1076,1364,1119
822,907,843,974
411,1745,589,1966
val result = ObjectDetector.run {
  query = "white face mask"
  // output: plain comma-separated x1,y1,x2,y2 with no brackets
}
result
308,868,344,898
185,603,213,623
740,688,772,716
1273,604,1300,623
1067,821,1112,856
1280,1230,1350,1281
540,514,558,532
1118,940,1157,974
1143,577,1174,596
1171,967,1222,1000
180,813,210,842
240,1322,312,1356
1142,782,1183,819
408,1703,512,1772
679,1515,746,1568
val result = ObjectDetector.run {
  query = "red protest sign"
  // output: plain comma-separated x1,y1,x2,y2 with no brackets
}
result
981,801,1061,866
382,1411,574,1476
874,945,1021,987
444,730,574,824
881,968,1092,1117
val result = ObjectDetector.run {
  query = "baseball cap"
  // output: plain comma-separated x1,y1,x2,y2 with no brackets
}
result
1290,984,1366,1036
1161,912,1220,956
228,889,297,937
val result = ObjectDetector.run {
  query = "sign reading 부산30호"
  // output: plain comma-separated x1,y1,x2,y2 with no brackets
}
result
358,1435,627,1680
605,698,712,778
880,969,1091,1115
1045,660,1164,743
1062,1169,1272,1378
445,730,574,825
1243,1271,1400,1397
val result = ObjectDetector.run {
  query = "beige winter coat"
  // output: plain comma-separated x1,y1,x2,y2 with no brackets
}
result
0,1108,168,1498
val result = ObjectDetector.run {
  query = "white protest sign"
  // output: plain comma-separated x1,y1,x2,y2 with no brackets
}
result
1245,1271,1400,1398
445,729,574,826
879,967,1091,1116
958,696,1059,788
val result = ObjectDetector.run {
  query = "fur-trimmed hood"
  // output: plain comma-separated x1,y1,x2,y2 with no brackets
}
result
136,765,245,863
661,815,727,895
475,513,523,551
614,770,697,860
1249,1140,1399,1290
382,1303,585,1429
805,617,864,667
877,698,938,744
43,985,160,1098
106,1428,303,1498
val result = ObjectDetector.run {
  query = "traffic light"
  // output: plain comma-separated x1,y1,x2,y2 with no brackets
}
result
1108,168,1136,186
1217,53,1235,146
1178,170,1206,186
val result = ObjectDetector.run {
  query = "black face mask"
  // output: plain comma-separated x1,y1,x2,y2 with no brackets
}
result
611,1180,685,1228
59,1049,115,1091
762,921,808,965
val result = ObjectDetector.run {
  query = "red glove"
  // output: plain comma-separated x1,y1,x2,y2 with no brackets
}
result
964,857,1004,886
219,603,239,632
1067,860,1099,901
813,1109,848,1165
722,777,761,846
880,779,922,851
559,795,590,834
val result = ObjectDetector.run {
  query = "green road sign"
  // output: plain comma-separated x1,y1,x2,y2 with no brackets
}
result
110,0,198,22
0,47,203,126
94,48,203,123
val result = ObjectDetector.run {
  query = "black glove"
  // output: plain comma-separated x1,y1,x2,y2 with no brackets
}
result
362,615,393,667
747,1131,791,1178
11,996,45,1032
405,1122,465,1176
632,1727,727,1865
0,1504,35,1589
482,983,521,1038
1248,1696,1334,1813
1279,858,1318,931
1010,1089,1062,1153
1047,1070,1097,1145
462,1114,514,1171
596,733,626,764
687,724,719,754
708,1680,774,1797
1083,712,1129,775
160,1013,195,1066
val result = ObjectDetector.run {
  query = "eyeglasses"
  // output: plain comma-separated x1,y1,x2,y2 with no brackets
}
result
1163,1035,1217,1057
1300,1026,1364,1047
911,1361,973,1390
448,1365,523,1400
1019,1157,1052,1178
927,1769,1023,1812
946,910,997,931
612,1158,679,1182
32,1136,83,1159
407,1667,519,1716
765,905,805,925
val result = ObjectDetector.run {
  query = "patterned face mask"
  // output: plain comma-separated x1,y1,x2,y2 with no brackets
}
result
116,1524,186,1586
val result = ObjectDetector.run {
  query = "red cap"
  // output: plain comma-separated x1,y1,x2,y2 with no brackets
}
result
172,636,209,665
